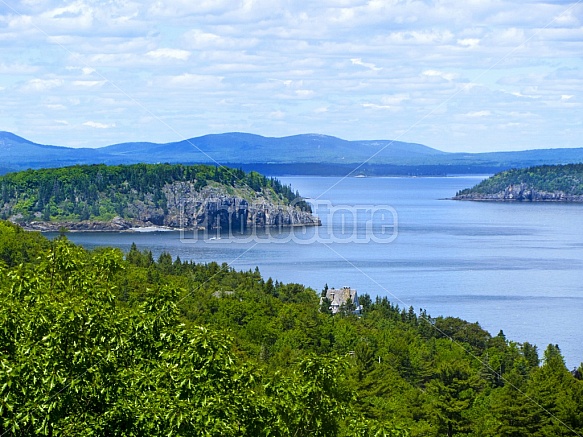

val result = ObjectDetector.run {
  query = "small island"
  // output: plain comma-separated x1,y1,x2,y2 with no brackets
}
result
0,163,319,231
453,164,583,202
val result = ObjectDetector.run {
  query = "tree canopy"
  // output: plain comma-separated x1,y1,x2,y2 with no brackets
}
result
456,164,583,198
0,164,311,223
1,221,582,436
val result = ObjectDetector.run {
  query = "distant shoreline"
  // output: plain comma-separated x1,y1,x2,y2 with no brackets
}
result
16,220,322,233
452,196,583,203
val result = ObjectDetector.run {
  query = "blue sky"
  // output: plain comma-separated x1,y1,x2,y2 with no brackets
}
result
0,0,581,152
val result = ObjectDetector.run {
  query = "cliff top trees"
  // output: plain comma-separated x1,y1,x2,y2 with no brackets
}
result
0,164,311,224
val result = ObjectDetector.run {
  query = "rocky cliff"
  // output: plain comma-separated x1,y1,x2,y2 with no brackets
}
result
162,182,320,230
453,183,583,202
0,164,320,232
16,181,320,232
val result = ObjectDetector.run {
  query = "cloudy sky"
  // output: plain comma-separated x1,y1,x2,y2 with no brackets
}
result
0,0,582,152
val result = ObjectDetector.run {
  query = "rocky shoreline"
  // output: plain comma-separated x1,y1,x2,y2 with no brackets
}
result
452,183,583,202
16,212,322,233
16,217,160,232
7,181,322,232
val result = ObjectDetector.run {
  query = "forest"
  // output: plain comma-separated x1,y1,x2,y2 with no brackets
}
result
456,164,583,197
0,164,310,223
1,220,582,436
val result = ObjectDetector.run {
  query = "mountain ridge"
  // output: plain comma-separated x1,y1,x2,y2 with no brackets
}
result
1,131,582,175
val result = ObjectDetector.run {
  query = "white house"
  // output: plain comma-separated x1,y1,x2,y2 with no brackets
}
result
322,286,362,315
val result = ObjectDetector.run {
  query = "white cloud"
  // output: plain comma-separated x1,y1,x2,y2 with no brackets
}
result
83,121,115,129
552,10,580,26
351,58,381,71
499,122,522,128
0,0,581,151
380,94,410,106
21,78,63,92
269,79,294,87
269,110,285,119
146,0,235,18
457,38,480,48
67,66,96,75
362,102,401,112
182,29,258,50
0,63,38,74
489,27,526,46
294,89,314,98
146,48,191,60
163,73,224,89
72,80,106,87
362,103,391,110
510,91,542,99
422,70,458,81
464,110,491,117
383,30,455,45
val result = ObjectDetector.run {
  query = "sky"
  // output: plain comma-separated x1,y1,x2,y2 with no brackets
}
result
0,0,582,152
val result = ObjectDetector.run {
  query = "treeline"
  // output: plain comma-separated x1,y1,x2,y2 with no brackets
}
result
233,163,510,177
1,221,583,436
0,164,310,222
456,164,583,197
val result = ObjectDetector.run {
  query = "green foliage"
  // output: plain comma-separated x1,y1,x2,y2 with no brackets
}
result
0,164,311,223
1,222,583,435
457,164,583,197
0,227,353,435
0,221,49,267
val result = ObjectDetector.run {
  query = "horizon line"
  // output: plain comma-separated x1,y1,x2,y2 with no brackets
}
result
1,129,582,155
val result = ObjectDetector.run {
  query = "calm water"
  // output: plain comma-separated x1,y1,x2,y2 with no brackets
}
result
52,176,583,368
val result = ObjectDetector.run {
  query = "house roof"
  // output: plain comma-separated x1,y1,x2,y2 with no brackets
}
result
325,287,358,307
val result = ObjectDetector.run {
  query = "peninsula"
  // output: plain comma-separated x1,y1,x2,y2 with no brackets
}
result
0,164,319,231
453,164,583,202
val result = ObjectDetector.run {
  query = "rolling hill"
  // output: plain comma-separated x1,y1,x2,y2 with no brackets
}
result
100,133,446,165
1,131,583,176
453,164,583,201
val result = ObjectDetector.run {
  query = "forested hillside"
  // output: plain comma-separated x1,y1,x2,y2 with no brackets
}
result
0,164,314,230
1,221,582,436
455,164,583,201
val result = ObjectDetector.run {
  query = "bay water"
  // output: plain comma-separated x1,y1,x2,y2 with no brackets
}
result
53,176,583,369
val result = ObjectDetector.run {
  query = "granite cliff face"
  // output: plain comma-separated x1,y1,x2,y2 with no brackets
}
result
162,182,319,230
453,183,583,202
16,182,320,232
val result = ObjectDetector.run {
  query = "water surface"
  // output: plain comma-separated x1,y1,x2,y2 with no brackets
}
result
55,176,583,368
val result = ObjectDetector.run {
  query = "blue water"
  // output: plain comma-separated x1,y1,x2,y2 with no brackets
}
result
54,176,583,369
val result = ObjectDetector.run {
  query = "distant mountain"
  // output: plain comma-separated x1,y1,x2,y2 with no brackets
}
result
462,148,583,167
1,130,582,176
101,133,445,165
0,131,105,170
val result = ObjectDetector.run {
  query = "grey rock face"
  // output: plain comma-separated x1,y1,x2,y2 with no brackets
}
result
454,183,583,202
162,182,319,230
19,216,133,232
13,181,320,231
